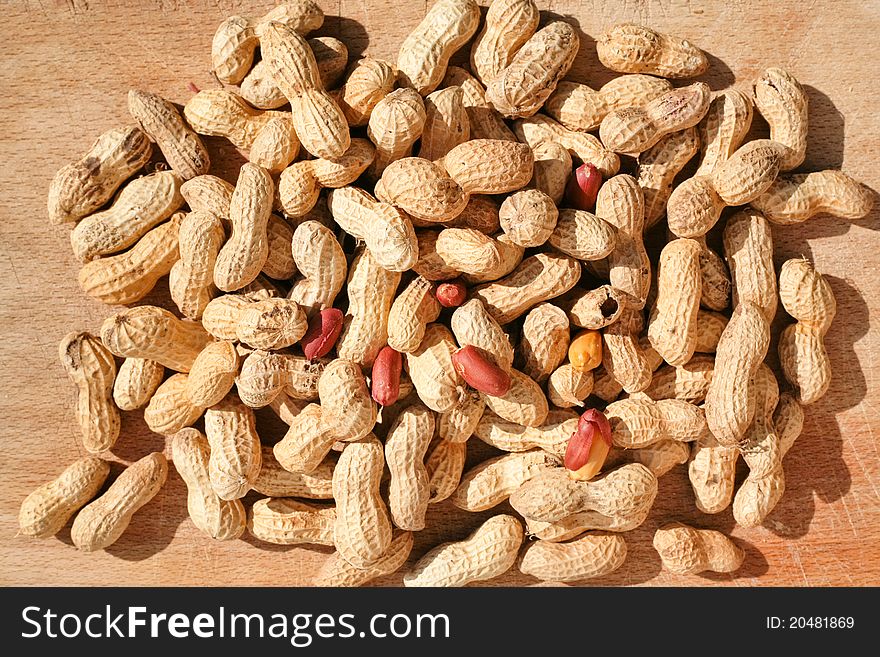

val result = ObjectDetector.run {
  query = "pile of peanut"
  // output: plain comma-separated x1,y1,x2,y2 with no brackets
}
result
21,0,872,586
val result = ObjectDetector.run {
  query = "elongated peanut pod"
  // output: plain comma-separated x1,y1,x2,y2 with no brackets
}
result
336,248,401,368
753,67,808,171
385,404,435,531
204,395,262,501
70,170,183,262
597,24,708,78
71,452,168,552
170,210,225,320
704,301,770,446
486,21,579,119
333,436,393,568
751,171,874,225
48,125,152,224
247,498,336,546
316,530,413,588
19,457,110,538
520,533,627,582
59,332,120,453
128,90,210,179
404,514,523,587
78,213,182,305
101,305,212,373
172,429,246,541
396,0,481,95
510,463,658,523
214,163,274,292
653,522,744,574
648,238,702,366
452,450,558,512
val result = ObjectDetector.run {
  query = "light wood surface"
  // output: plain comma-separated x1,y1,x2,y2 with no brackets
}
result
1,0,879,587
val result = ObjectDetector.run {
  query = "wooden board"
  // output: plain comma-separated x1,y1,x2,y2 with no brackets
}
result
1,0,879,587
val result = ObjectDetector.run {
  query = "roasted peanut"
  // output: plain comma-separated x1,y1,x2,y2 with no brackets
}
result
606,397,707,448
450,298,514,370
520,533,627,582
599,82,710,154
144,373,204,436
425,437,467,503
778,258,836,404
337,248,401,367
751,170,874,225
452,450,558,512
387,276,441,353
214,163,274,292
597,174,651,308
753,67,808,171
437,389,485,443
70,170,182,262
510,463,658,524
547,363,594,408
403,514,523,587
204,395,262,501
667,140,786,238
442,65,517,141
519,303,570,383
529,141,572,204
210,0,323,84
602,309,655,394
247,498,336,546
638,127,699,229
289,220,347,317
316,530,413,587
253,446,334,499
101,305,211,373
333,436,393,568
486,21,579,119
366,88,427,179
653,522,744,575
172,429,246,541
334,57,396,126
562,285,625,330
127,90,210,180
694,88,753,177
19,457,110,538
597,24,708,78
473,252,581,325
183,90,286,149
474,408,577,458
249,116,300,174
648,238,702,365
385,404,435,531
546,75,673,132
723,208,777,321
406,323,464,413
514,114,621,177
469,0,538,85
48,125,152,225
169,210,225,320
59,332,120,454
418,86,470,160
327,186,418,272
185,340,239,408
704,301,771,446
278,138,375,217
113,358,164,411
396,0,480,95
78,212,182,305
548,208,617,261
236,350,323,408
71,452,168,552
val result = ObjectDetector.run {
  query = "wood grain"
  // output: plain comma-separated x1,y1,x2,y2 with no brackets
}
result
1,0,879,587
